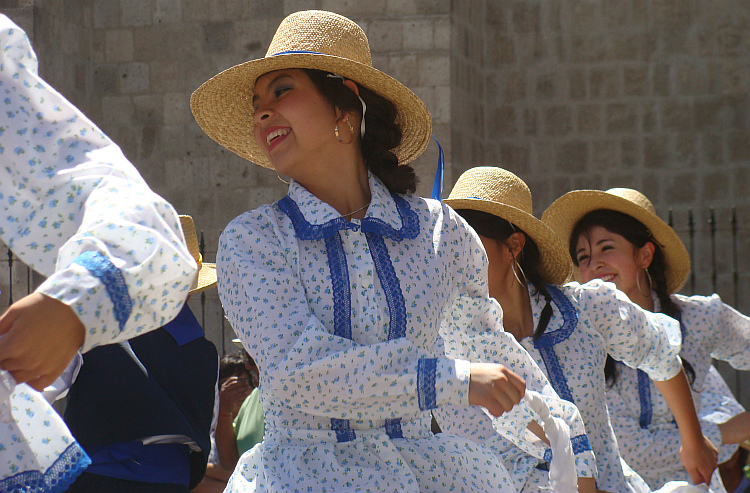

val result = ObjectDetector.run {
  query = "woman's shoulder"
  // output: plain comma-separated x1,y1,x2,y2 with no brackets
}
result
671,293,724,312
219,202,289,248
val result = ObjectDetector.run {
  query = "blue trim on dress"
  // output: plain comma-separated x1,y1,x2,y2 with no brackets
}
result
417,358,438,411
366,233,407,341
360,193,420,241
331,418,356,443
542,434,591,463
385,418,404,439
533,285,578,404
636,310,687,428
72,251,131,331
324,236,352,340
0,441,91,493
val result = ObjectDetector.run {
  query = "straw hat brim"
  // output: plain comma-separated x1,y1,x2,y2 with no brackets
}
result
190,262,217,294
541,190,690,294
190,53,431,169
443,197,572,285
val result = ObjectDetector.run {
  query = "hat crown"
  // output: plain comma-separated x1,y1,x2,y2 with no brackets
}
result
179,215,201,264
606,188,656,215
448,167,533,215
266,10,372,67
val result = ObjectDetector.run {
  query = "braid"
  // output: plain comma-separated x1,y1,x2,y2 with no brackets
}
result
532,283,554,341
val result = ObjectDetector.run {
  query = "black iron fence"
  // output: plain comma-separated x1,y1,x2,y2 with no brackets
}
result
2,208,748,407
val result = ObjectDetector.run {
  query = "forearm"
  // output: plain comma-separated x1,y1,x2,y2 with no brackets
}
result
215,415,240,470
653,369,703,444
718,412,750,445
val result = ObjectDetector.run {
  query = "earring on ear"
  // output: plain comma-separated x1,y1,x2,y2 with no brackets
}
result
636,267,653,297
276,172,290,185
511,255,528,286
334,117,355,145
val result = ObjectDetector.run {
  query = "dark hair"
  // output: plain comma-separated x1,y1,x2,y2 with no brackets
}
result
219,353,247,381
569,209,695,387
456,209,554,341
303,69,418,194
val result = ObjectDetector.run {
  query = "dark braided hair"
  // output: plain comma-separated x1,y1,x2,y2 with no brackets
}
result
304,69,418,194
456,209,554,340
569,209,695,387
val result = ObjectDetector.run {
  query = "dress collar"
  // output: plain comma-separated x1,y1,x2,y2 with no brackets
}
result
278,172,419,241
530,284,578,348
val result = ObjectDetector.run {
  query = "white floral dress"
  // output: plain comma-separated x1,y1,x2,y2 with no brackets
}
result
491,281,683,493
606,293,750,491
0,15,196,492
219,173,589,493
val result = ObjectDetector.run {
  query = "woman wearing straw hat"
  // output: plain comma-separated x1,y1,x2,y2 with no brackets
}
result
543,188,750,492
444,167,718,493
192,10,592,493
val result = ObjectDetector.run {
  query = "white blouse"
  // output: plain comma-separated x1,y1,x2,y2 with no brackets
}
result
515,281,682,493
218,174,590,493
606,293,750,491
0,15,195,492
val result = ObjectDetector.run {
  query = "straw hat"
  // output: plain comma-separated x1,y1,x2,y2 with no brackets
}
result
190,10,431,169
179,215,217,294
443,167,572,285
541,188,690,294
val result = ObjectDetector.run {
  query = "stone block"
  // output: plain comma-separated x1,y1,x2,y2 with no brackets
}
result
403,19,434,51
183,0,213,22
544,0,561,31
434,16,450,50
601,0,628,28
150,60,180,93
118,62,150,94
665,172,697,204
321,0,385,15
486,33,516,65
418,55,449,86
545,106,573,136
513,2,540,33
92,63,119,96
728,131,750,161
606,102,637,134
661,101,695,132
432,86,450,124
722,63,750,98
160,125,186,160
566,0,601,31
121,0,154,27
674,133,697,166
250,0,283,18
591,140,619,168
367,19,404,53
284,0,319,13
642,103,657,132
488,106,517,136
536,74,556,99
589,67,620,98
524,108,538,136
611,32,642,61
388,54,419,87
132,94,164,126
644,134,669,168
701,133,724,166
500,143,530,173
503,71,526,103
417,0,450,14
653,0,695,30
555,140,588,172
621,138,641,167
94,1,120,29
203,21,234,53
486,1,508,30
105,30,133,63
387,0,417,14
102,95,135,127
651,64,670,97
569,68,587,99
154,0,183,24
623,65,648,96
576,103,602,134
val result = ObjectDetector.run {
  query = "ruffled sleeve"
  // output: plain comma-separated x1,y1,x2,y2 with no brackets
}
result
0,15,196,351
572,280,683,381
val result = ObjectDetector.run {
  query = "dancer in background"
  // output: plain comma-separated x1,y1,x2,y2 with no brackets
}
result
0,14,195,491
544,187,750,492
444,167,716,493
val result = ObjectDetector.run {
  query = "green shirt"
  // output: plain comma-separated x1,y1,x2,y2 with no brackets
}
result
234,388,265,454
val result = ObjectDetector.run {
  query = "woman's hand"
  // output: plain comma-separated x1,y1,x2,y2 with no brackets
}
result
679,434,718,485
0,293,85,391
468,362,526,417
219,375,253,418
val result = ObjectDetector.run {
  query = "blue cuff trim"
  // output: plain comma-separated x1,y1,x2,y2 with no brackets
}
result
331,418,356,443
0,441,91,493
542,434,591,463
385,418,404,439
417,358,438,411
73,251,132,331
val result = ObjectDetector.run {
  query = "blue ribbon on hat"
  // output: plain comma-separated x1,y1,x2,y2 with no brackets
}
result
430,135,445,201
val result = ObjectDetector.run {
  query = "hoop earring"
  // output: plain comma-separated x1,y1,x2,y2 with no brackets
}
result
636,267,653,297
334,118,355,145
276,172,289,185
511,256,528,286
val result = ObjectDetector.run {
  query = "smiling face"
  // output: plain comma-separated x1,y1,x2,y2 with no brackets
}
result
575,225,654,303
252,69,340,180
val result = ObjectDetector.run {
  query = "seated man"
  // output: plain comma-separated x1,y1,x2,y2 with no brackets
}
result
62,216,219,493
